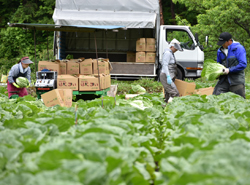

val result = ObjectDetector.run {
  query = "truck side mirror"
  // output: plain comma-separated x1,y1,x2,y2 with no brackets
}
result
195,33,204,51
195,33,199,43
205,36,209,47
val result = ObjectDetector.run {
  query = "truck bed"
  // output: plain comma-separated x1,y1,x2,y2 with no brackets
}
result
110,62,155,79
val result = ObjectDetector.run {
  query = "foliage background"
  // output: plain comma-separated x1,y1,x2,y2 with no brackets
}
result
0,0,249,79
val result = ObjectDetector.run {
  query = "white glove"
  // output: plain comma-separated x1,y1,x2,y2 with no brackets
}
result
222,68,229,75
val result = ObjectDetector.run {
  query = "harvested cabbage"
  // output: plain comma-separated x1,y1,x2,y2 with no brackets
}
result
201,59,225,81
16,77,29,88
131,84,146,94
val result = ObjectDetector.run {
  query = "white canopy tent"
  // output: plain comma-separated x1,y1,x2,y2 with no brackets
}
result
53,0,159,28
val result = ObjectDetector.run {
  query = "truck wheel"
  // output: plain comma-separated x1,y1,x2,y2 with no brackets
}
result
176,68,183,80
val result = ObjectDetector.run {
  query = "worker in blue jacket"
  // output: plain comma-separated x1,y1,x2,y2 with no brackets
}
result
213,32,247,98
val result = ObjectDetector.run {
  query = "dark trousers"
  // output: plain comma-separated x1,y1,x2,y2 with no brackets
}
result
160,72,179,102
213,77,245,98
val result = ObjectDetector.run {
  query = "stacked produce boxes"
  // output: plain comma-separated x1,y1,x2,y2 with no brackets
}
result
38,58,111,91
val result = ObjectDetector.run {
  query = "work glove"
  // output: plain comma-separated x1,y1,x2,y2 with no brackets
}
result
167,75,173,85
13,82,20,88
222,68,229,75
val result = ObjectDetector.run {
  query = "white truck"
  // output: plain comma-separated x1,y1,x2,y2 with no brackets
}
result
9,0,205,80
52,0,205,80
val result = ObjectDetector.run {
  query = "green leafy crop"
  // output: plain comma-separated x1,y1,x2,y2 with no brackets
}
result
1,84,250,185
201,59,225,81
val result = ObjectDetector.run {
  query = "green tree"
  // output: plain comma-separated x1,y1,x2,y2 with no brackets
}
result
162,0,199,25
0,0,55,74
173,0,250,61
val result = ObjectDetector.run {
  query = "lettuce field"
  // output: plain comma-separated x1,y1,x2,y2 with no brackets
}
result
1,83,250,185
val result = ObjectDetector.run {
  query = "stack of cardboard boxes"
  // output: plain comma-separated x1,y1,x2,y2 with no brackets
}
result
38,58,111,92
126,38,156,63
39,58,111,107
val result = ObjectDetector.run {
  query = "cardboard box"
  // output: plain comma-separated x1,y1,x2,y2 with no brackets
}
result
38,61,60,74
67,59,81,74
174,79,196,96
41,89,72,107
145,52,156,63
146,38,156,51
104,59,111,74
57,75,78,90
60,89,73,107
80,58,93,75
136,52,146,63
93,58,110,74
127,52,136,62
136,38,146,51
95,74,106,90
59,60,67,74
79,75,105,91
194,87,214,96
105,74,111,88
41,89,64,107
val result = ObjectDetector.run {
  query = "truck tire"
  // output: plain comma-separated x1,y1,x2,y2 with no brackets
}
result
176,67,183,80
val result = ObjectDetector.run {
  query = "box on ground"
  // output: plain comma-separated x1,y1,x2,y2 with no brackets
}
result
67,59,81,74
38,61,60,74
136,38,146,51
127,52,136,62
174,79,196,96
41,89,72,107
194,87,214,95
136,52,145,62
146,38,156,52
57,75,78,90
80,58,93,75
145,52,156,63
79,75,105,91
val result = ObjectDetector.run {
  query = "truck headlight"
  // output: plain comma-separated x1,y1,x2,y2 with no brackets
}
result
197,64,203,69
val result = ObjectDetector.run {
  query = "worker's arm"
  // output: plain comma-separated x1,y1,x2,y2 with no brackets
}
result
229,45,247,73
25,67,32,83
217,49,222,64
162,51,171,76
8,65,19,84
162,50,173,84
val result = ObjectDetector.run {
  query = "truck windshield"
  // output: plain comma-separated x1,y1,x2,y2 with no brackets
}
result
166,29,195,50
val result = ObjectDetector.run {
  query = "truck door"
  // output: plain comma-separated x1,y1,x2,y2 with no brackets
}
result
159,26,204,79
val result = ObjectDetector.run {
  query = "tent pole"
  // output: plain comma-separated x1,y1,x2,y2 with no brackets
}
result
47,31,49,60
94,31,101,91
105,30,108,59
34,28,37,72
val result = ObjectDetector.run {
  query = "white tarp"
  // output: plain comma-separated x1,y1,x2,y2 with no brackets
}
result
53,0,159,28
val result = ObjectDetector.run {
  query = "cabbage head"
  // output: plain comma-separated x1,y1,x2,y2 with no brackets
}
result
16,77,29,88
201,59,225,81
131,84,146,94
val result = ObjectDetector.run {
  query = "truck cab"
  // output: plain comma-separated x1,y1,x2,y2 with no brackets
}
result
159,25,204,80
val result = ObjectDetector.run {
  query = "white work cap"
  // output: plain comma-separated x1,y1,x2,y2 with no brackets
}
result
169,38,183,51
